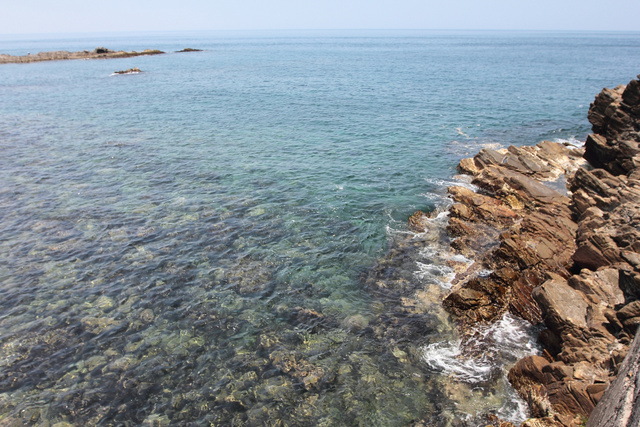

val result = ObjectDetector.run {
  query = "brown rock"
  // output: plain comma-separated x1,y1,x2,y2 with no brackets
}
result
533,278,589,334
443,277,509,323
457,157,483,175
407,210,429,232
617,300,640,321
568,268,624,306
585,382,608,405
441,76,640,427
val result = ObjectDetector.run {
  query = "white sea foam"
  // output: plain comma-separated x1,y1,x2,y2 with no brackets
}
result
423,176,478,192
553,136,584,147
415,261,456,287
422,339,494,383
422,312,540,384
422,313,540,422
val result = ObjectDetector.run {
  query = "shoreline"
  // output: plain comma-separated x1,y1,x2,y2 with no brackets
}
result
428,75,640,426
0,47,164,64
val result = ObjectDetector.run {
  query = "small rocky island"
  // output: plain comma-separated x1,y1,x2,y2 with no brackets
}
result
414,74,640,426
176,48,203,53
0,47,164,64
113,67,143,75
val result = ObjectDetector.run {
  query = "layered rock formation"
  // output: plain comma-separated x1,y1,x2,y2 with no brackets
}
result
0,47,164,64
434,75,640,426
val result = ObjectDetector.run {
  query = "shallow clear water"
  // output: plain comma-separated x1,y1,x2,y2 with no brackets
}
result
0,30,639,426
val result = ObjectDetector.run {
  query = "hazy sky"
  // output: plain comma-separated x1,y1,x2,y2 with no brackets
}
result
3,0,640,34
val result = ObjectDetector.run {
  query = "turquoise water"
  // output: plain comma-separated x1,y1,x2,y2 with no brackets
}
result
0,30,639,426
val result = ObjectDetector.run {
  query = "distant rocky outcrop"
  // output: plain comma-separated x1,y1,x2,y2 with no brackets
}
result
414,74,640,426
113,67,142,75
0,47,165,64
176,48,203,53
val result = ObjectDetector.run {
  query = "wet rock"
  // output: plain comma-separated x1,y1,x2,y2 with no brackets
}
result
408,210,430,232
448,186,519,226
508,355,554,418
223,258,274,295
443,277,509,324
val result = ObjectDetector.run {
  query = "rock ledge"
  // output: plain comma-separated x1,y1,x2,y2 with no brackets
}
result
0,47,165,64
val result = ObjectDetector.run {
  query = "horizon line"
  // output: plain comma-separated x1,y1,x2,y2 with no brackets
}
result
2,28,640,38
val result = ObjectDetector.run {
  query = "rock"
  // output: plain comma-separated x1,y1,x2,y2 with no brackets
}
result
586,329,640,427
176,48,203,52
533,278,589,333
341,314,369,332
407,210,430,232
567,268,624,306
584,77,640,175
114,67,142,75
441,76,640,426
288,307,333,332
0,48,165,64
508,356,554,418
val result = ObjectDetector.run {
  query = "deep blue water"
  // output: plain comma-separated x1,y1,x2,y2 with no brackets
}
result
0,30,639,426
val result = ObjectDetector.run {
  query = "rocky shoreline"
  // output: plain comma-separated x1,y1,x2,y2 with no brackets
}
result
0,47,164,64
426,75,640,426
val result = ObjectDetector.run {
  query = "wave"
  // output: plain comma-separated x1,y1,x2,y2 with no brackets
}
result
422,312,541,422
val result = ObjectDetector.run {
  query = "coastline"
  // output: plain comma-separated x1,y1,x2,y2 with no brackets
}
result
0,31,638,426
427,75,640,426
0,47,164,64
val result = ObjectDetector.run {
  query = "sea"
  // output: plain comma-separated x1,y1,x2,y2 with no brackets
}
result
0,30,638,426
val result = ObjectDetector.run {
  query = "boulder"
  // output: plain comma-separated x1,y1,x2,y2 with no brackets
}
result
533,278,589,334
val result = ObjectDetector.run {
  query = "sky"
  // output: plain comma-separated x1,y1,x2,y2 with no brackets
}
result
3,0,640,35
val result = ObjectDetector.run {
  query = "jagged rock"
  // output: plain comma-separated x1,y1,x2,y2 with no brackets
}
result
442,76,640,426
588,84,626,135
533,278,590,335
584,75,640,175
443,140,583,328
443,277,509,323
407,210,431,232
448,186,519,225
567,268,624,306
